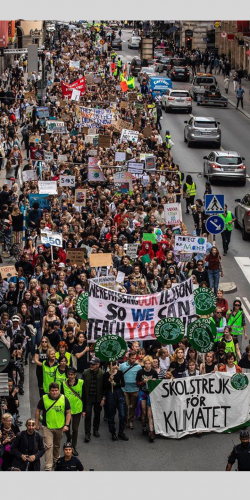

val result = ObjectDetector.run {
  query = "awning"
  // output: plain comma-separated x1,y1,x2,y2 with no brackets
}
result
166,26,178,35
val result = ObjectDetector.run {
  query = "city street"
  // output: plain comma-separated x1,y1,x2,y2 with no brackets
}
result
19,29,250,471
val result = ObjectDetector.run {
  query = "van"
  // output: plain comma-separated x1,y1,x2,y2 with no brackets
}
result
147,76,172,97
128,37,141,49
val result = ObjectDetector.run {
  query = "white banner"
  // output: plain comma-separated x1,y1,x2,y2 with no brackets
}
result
41,231,63,247
174,235,207,253
59,175,76,187
164,203,182,226
149,372,250,439
87,278,196,342
38,181,58,195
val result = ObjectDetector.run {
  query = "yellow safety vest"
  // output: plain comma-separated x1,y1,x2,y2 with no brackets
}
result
186,182,196,197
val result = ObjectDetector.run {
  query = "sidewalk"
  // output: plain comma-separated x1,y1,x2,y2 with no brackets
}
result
216,72,250,119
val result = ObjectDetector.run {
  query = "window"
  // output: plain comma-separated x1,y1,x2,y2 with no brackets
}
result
216,156,242,165
170,92,189,97
194,121,217,128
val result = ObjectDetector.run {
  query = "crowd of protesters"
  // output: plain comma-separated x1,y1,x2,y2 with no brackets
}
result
0,22,249,471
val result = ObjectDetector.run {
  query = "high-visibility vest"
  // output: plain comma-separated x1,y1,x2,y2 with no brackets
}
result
117,59,122,68
227,310,244,335
42,361,58,394
43,394,66,429
186,182,196,197
165,134,171,149
54,367,67,387
63,379,84,415
224,337,236,357
213,318,225,342
219,211,234,231
113,68,118,76
55,351,71,366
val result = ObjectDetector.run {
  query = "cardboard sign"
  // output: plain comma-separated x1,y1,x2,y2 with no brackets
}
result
38,181,57,195
58,155,68,162
126,243,138,260
66,248,86,266
115,119,133,132
44,151,54,162
164,203,182,226
74,189,86,206
60,175,76,187
0,265,18,279
128,92,137,102
120,129,139,144
82,127,88,134
143,126,153,138
120,101,128,109
29,134,41,144
89,253,112,268
98,135,111,148
116,271,125,284
115,151,126,162
24,91,36,100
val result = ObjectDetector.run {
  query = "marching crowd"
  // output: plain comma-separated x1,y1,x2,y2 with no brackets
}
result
0,23,249,471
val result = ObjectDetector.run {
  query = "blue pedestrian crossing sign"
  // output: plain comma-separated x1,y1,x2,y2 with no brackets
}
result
206,215,225,235
205,194,224,214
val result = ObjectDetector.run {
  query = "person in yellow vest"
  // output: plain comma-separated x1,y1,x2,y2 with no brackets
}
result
212,308,227,343
117,57,122,75
183,174,196,214
54,355,68,386
35,382,71,471
227,299,247,352
61,367,84,456
110,50,117,62
218,204,236,256
55,341,71,366
42,349,58,395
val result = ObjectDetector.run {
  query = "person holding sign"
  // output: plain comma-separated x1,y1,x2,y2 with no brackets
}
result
103,362,128,442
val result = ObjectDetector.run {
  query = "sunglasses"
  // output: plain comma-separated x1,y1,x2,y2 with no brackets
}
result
235,304,240,307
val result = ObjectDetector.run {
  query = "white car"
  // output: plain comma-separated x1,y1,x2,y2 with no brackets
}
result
138,66,156,84
128,36,141,49
162,89,192,113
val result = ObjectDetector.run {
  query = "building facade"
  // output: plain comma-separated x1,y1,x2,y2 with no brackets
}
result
215,21,250,74
178,21,215,52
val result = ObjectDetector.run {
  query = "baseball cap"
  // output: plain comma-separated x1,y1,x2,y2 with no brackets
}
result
90,356,100,365
44,243,51,249
12,316,20,322
63,442,73,449
240,430,249,439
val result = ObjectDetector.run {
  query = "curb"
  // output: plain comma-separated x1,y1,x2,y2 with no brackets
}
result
219,282,237,294
221,93,250,119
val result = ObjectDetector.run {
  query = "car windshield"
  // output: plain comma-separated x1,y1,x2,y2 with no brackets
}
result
196,77,215,85
170,92,189,97
216,156,242,165
172,59,186,66
133,60,141,66
142,68,154,73
194,121,217,128
174,68,186,72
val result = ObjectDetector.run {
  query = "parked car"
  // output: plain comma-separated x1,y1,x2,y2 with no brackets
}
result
138,67,156,84
111,38,122,50
162,89,192,113
169,66,190,82
184,116,221,147
203,151,246,185
235,193,250,240
155,57,171,73
167,57,188,73
130,57,142,76
128,36,141,49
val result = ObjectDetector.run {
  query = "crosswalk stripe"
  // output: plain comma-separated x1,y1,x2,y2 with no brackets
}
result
234,257,250,284
236,296,250,323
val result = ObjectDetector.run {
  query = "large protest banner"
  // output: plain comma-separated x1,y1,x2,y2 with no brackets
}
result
87,278,196,342
148,372,250,439
61,77,85,98
174,235,207,253
80,106,115,128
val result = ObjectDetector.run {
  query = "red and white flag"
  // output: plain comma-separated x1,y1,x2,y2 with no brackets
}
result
61,77,85,98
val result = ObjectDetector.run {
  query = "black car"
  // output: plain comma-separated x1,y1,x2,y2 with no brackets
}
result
167,57,188,72
111,38,122,50
169,66,190,82
130,57,142,76
155,57,171,72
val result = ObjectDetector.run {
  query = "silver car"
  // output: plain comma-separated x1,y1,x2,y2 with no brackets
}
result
184,116,221,147
203,151,246,185
138,67,156,84
235,193,250,240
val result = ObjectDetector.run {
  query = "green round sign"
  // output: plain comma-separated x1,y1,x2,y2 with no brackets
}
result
94,335,127,362
76,292,89,320
187,318,215,353
194,288,217,315
154,318,185,345
231,373,249,391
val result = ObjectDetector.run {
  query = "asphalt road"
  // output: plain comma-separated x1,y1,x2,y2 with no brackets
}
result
25,31,250,471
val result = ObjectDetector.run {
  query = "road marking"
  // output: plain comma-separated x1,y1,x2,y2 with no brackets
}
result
235,257,250,284
236,296,250,323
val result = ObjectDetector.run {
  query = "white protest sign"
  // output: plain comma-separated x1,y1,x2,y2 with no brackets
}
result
44,152,54,162
127,162,144,175
88,157,106,182
164,203,182,226
22,170,37,182
58,155,68,162
5,179,13,188
115,152,126,162
69,60,80,69
120,129,139,144
149,372,250,439
116,271,125,284
38,181,58,195
59,175,76,187
91,276,116,290
88,278,195,342
174,235,207,253
126,243,138,260
71,88,81,101
41,231,63,247
142,175,150,187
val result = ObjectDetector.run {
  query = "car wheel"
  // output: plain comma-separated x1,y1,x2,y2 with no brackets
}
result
240,179,246,186
188,108,192,113
187,140,191,148
242,223,249,241
203,165,207,178
165,105,168,113
193,94,197,102
184,133,187,143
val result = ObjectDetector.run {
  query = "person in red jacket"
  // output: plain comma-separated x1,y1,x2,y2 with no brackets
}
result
138,241,154,261
219,352,242,373
216,289,228,317
156,240,170,265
